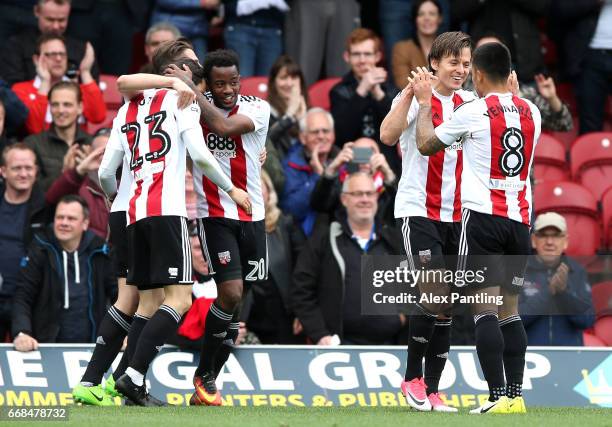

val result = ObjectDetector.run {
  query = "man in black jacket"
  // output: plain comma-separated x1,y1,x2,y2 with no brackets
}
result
291,172,404,345
11,194,116,350
0,143,49,340
0,0,99,86
330,28,400,174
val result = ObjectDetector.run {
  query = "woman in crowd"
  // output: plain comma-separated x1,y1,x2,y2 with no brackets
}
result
391,0,443,89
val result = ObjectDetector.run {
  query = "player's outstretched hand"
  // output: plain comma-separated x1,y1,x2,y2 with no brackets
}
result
507,70,520,96
228,187,252,215
412,67,435,106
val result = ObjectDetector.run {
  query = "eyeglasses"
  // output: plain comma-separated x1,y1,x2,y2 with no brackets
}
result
42,51,67,58
535,232,566,239
343,191,377,198
349,51,376,58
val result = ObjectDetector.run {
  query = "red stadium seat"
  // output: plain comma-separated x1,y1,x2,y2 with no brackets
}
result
240,76,269,99
592,281,612,318
534,181,600,255
534,134,569,183
602,187,612,249
593,316,612,346
308,77,342,111
570,132,612,200
583,330,606,347
99,74,123,110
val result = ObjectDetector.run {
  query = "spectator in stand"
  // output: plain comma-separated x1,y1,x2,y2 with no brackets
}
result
263,55,309,194
0,144,50,340
311,137,397,227
12,35,106,135
552,0,611,134
519,212,595,346
391,0,442,90
45,127,110,239
470,35,573,132
292,172,405,345
243,171,306,344
452,0,548,83
330,28,399,174
1,0,99,86
280,107,338,236
66,0,151,75
150,2,216,62
379,0,450,68
0,80,28,140
139,22,182,74
24,81,92,192
223,0,288,77
266,55,309,157
284,0,361,85
12,195,116,350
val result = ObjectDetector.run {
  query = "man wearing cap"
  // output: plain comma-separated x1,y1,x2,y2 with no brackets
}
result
519,212,595,346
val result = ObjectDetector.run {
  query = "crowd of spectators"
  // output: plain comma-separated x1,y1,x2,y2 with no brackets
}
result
0,0,609,349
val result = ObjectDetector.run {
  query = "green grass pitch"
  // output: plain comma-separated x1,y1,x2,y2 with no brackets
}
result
11,406,612,426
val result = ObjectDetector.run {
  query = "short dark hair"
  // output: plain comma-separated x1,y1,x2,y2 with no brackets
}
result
202,49,240,83
152,39,194,75
428,31,472,72
37,33,65,54
472,42,511,84
48,81,82,103
57,194,89,219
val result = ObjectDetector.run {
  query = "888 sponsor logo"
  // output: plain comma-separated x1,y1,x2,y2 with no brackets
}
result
207,133,236,158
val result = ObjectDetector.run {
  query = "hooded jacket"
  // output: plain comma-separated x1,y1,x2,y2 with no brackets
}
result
11,226,116,343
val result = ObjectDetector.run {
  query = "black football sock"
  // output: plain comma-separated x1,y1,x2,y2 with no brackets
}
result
195,302,233,377
404,304,437,381
500,315,527,398
424,318,452,394
129,305,182,378
474,312,506,401
81,306,132,385
213,310,241,377
113,313,149,381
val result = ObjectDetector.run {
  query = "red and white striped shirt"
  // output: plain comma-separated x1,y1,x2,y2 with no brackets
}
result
394,88,475,222
193,94,270,222
434,92,541,225
112,89,202,224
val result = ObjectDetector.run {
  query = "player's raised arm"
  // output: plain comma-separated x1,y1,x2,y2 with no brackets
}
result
380,82,414,146
117,73,196,107
413,69,447,156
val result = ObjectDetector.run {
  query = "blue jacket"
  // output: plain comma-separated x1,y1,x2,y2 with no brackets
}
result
152,0,209,38
280,144,323,236
519,256,595,346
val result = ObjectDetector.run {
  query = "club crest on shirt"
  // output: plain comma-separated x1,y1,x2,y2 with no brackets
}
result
218,251,231,265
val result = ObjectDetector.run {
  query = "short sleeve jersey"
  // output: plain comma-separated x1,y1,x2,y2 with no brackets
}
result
394,88,476,222
434,92,542,225
192,94,270,222
113,88,201,224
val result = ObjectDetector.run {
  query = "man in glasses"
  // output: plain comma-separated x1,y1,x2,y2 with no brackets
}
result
330,27,399,174
280,107,338,236
1,0,99,86
292,171,404,346
519,212,595,346
12,34,105,135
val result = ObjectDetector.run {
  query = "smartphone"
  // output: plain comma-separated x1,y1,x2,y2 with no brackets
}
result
352,147,373,164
